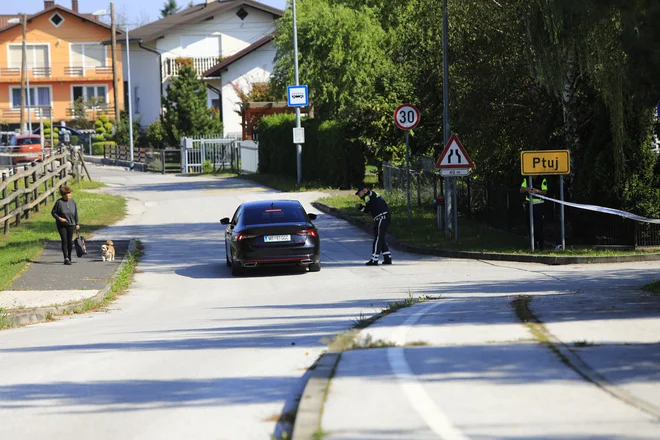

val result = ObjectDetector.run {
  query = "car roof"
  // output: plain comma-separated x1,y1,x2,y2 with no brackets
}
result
240,200,304,210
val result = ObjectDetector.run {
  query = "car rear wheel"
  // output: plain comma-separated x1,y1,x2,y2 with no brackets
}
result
231,260,244,276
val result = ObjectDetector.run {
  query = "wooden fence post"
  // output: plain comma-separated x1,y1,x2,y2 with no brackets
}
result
31,162,39,213
14,169,20,227
23,165,31,220
2,173,8,234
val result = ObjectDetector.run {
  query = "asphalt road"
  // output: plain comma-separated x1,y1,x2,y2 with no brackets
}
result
0,166,658,439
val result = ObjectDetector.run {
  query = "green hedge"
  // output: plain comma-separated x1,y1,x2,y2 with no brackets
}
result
92,141,116,155
257,114,365,188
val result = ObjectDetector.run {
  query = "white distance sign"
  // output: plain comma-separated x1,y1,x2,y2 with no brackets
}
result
394,104,420,130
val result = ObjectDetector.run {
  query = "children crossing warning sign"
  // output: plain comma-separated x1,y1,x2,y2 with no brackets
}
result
435,134,474,169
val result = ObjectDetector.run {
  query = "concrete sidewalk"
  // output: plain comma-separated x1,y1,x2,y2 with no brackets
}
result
316,290,660,439
0,239,130,311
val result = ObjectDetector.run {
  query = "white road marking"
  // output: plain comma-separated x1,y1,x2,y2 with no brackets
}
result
387,301,469,440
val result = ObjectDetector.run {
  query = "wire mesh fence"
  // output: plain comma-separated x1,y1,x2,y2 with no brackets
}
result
382,162,660,249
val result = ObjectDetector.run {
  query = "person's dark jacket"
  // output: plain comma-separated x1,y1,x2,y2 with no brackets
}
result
51,198,79,227
358,191,389,219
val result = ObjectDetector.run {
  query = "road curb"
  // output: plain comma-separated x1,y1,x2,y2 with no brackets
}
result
311,201,660,266
5,239,137,327
291,352,341,440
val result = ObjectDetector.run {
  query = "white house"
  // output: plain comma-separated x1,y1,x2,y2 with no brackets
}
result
122,0,281,137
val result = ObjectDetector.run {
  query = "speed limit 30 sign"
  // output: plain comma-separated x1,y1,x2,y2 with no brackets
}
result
394,104,420,130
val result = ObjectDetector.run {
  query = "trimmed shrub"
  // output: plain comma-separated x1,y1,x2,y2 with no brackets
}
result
94,120,103,129
70,135,79,146
256,114,365,188
104,122,113,133
93,134,105,142
92,141,116,155
99,115,110,124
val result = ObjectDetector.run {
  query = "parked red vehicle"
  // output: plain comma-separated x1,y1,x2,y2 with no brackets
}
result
8,135,43,164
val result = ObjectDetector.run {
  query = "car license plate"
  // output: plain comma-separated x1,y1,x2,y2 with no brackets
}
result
264,235,291,243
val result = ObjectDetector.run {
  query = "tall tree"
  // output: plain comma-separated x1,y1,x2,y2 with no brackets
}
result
162,63,223,144
160,0,181,18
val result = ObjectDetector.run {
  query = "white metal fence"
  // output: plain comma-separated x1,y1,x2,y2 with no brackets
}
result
180,136,239,174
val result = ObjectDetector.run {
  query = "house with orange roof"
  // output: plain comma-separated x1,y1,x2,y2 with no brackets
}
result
0,0,123,132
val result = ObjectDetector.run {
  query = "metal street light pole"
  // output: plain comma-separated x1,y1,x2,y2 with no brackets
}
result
93,8,133,170
442,0,451,241
126,26,134,170
20,15,27,133
292,0,302,184
110,2,120,125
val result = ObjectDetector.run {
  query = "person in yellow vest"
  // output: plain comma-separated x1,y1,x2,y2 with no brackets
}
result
520,175,548,250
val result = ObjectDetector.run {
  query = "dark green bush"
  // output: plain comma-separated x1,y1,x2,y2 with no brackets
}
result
256,114,365,188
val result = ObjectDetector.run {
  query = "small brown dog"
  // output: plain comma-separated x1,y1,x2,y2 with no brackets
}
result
101,240,115,262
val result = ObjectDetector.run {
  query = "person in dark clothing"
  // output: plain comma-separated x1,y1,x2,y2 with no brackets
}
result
355,186,392,266
51,185,80,265
520,175,547,250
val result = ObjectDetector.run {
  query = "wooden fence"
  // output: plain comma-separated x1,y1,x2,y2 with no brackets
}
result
0,150,90,234
104,144,181,174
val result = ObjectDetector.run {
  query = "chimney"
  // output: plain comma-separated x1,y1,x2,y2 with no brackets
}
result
72,0,79,12
44,1,55,8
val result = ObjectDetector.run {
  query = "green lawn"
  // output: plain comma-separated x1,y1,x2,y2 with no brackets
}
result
0,181,127,291
318,191,659,256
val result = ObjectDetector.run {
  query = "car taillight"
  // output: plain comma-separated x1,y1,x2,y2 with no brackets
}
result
236,233,257,241
296,229,318,237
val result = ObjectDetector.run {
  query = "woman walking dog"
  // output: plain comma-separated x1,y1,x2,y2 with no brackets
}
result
51,185,79,265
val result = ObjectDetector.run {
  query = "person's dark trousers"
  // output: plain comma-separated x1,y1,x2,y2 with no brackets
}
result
371,215,391,260
524,204,544,250
57,225,75,260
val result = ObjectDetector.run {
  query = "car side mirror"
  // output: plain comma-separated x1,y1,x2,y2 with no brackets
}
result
220,218,230,225
308,213,317,221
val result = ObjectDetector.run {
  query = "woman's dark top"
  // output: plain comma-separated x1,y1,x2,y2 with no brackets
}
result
51,198,79,227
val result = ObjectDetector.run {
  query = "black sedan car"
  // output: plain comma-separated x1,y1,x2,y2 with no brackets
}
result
221,200,321,275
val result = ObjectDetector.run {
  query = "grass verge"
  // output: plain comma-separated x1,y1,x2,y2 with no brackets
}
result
0,181,127,291
328,292,438,352
642,280,660,295
65,240,144,315
317,190,659,257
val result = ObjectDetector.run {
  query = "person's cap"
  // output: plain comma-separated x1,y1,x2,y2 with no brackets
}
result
355,186,368,195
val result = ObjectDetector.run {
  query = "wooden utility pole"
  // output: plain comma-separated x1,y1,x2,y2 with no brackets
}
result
20,13,27,133
110,2,120,124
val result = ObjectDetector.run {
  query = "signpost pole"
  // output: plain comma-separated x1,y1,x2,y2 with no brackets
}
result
292,0,302,184
560,175,565,250
405,131,411,227
528,175,535,251
453,177,458,242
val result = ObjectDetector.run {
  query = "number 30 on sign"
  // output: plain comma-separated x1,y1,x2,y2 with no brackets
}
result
394,104,420,130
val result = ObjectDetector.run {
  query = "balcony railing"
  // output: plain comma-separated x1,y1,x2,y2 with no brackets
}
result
0,67,51,78
0,66,111,79
162,57,222,81
65,106,115,119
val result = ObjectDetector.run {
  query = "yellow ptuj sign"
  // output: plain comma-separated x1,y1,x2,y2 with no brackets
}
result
521,150,570,175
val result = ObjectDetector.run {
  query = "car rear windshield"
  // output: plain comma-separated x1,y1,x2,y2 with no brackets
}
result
243,206,308,224
16,137,40,146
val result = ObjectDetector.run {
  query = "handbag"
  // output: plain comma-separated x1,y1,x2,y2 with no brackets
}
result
74,230,87,258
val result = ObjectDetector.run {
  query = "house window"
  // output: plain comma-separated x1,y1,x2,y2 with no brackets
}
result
70,43,107,70
49,12,64,27
10,86,52,108
72,85,107,106
8,44,50,75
